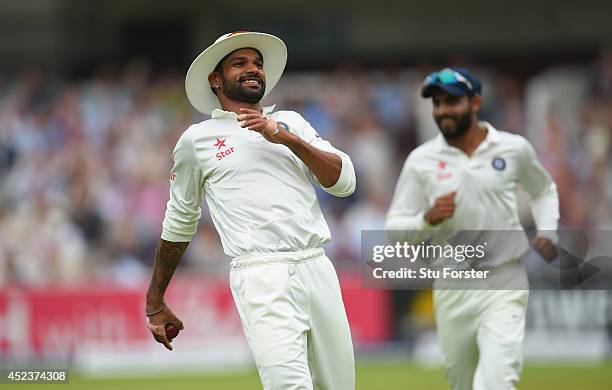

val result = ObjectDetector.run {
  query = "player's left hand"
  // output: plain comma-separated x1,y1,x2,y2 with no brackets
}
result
237,108,291,144
531,236,558,262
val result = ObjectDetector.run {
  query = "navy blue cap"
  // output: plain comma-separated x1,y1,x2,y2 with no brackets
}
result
421,67,482,98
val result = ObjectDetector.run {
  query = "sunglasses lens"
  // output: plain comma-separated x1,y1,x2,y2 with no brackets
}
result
438,70,457,84
423,69,475,95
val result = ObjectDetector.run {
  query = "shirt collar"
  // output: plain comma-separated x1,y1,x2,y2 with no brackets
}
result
434,121,500,152
480,121,500,144
211,105,276,119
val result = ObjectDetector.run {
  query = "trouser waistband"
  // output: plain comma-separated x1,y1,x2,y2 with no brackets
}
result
231,248,325,270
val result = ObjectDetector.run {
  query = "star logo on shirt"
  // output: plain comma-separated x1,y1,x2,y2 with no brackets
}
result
213,138,227,150
213,138,236,161
437,161,447,170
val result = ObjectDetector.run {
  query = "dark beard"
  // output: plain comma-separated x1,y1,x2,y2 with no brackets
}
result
435,110,472,139
220,74,265,104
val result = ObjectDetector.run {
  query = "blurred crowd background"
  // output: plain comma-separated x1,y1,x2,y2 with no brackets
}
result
1,49,611,287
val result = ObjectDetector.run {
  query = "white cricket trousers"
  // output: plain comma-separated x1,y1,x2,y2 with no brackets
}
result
433,261,529,390
229,248,355,390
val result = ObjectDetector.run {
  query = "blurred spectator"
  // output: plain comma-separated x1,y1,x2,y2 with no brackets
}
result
1,54,610,286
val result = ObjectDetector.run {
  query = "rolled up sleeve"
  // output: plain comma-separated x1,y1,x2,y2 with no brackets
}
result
296,114,356,197
316,145,356,197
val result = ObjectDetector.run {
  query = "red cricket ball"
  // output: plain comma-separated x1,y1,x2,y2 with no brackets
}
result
165,324,180,341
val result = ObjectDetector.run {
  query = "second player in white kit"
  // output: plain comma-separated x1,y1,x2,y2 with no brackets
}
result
145,32,356,389
386,68,559,390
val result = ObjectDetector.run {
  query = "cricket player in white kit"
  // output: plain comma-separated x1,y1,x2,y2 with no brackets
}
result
385,68,559,390
145,32,356,389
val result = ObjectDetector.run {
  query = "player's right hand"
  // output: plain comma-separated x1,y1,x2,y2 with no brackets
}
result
424,191,456,225
147,304,184,351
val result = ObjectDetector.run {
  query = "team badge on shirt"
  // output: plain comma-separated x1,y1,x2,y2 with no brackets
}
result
492,157,506,171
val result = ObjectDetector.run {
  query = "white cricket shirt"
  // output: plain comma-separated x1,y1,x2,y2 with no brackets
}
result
385,122,559,267
161,106,356,257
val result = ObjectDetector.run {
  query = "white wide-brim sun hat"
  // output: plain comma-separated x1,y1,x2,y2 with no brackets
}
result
185,31,287,116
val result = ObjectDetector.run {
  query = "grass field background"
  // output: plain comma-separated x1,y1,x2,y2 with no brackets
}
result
16,360,612,389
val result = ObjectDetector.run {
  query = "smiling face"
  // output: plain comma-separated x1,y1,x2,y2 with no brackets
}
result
431,90,479,139
210,48,266,104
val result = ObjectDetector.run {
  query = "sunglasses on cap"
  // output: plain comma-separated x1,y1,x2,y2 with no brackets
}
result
423,68,475,93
